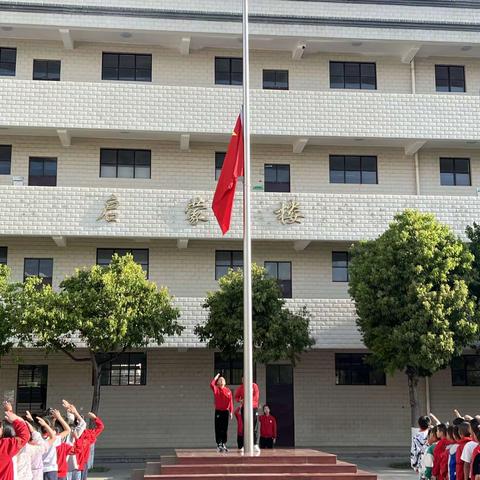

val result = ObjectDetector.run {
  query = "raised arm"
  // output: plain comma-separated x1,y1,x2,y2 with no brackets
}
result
88,412,105,438
429,413,441,426
37,417,58,446
210,374,220,391
63,400,87,437
4,411,30,454
52,409,71,439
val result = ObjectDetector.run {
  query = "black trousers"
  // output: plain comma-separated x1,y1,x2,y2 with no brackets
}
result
237,435,244,449
241,407,258,444
215,409,229,445
260,437,274,449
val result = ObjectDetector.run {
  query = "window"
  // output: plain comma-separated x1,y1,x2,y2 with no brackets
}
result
452,356,480,386
329,155,377,184
97,248,149,276
215,57,242,85
0,145,11,175
215,352,255,385
24,258,53,286
435,65,465,93
215,152,226,180
264,164,290,192
215,250,243,279
335,353,386,385
263,69,289,90
16,365,48,415
33,59,61,81
28,157,57,186
102,53,152,82
330,61,376,90
265,261,292,298
0,47,16,76
440,157,471,186
96,353,146,386
332,251,350,282
100,149,151,179
0,247,7,265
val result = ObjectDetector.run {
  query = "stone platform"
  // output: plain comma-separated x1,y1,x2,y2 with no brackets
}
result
139,448,378,479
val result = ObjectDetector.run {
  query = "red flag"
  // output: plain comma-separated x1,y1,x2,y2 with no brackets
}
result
212,114,244,235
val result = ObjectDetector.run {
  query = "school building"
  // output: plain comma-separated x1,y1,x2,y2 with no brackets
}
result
0,0,480,452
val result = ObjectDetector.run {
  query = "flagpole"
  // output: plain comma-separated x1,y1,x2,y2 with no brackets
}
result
242,0,254,457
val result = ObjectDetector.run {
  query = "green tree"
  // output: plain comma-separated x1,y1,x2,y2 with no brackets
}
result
0,264,23,356
348,210,478,427
195,263,314,365
466,222,480,301
19,254,183,413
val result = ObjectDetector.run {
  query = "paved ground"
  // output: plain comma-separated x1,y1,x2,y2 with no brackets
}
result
89,458,417,480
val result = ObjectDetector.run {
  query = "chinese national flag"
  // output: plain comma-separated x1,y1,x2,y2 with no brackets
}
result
212,114,244,235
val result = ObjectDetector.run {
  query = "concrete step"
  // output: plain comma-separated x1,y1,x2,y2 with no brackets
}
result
160,462,358,475
144,472,377,480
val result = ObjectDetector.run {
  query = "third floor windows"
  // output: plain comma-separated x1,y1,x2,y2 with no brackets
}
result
102,53,152,82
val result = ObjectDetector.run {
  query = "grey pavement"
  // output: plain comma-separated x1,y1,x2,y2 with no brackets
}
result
89,458,417,480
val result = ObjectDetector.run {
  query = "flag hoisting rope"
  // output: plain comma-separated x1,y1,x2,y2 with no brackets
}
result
211,0,254,457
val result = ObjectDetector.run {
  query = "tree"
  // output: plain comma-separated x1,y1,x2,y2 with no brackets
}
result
195,263,315,365
466,222,480,301
19,254,183,413
348,210,478,427
0,264,23,356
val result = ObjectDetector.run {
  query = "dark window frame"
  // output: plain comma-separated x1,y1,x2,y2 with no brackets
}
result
335,353,386,386
33,59,61,81
215,151,226,180
28,157,57,187
16,365,48,414
95,352,147,386
215,250,243,280
452,355,480,386
96,248,149,277
0,247,7,265
0,47,16,77
102,52,152,82
214,57,243,86
435,64,466,93
332,251,350,283
214,352,256,385
329,155,378,184
263,69,289,90
329,61,377,90
23,258,53,286
99,148,151,179
264,164,291,192
0,145,12,175
264,261,292,298
440,157,471,186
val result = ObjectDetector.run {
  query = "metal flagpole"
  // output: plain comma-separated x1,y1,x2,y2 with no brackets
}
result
242,0,254,457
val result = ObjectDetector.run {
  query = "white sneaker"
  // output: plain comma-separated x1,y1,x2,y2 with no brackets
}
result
223,445,229,453
216,445,222,453
254,444,260,453
239,447,244,453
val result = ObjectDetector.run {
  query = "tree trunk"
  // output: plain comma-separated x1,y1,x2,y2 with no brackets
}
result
90,350,102,415
406,367,420,428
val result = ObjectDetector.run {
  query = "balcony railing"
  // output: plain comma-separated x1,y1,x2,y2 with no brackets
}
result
1,80,480,140
0,185,477,240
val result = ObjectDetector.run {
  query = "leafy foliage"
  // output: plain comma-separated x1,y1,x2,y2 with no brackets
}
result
466,222,480,301
195,263,314,365
18,254,182,411
0,265,23,356
349,210,477,377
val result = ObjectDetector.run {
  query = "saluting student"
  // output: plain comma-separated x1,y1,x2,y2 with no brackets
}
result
234,376,260,452
259,405,277,449
210,373,233,452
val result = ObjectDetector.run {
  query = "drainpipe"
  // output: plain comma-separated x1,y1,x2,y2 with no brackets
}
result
411,59,421,195
425,376,431,415
410,58,416,94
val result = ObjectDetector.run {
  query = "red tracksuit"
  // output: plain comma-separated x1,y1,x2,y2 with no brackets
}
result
210,379,233,413
439,441,453,480
259,414,277,439
234,407,243,436
0,419,29,480
470,445,480,480
234,383,259,408
433,438,450,479
456,437,472,480
57,442,74,478
75,417,105,472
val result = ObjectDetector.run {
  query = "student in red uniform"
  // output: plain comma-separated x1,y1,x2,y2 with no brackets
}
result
439,426,454,480
0,405,30,480
234,376,260,452
234,406,243,450
76,412,104,480
210,373,233,453
457,422,473,480
259,405,277,449
468,426,480,480
433,424,449,480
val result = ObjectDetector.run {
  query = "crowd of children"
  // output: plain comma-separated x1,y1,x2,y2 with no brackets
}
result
210,374,277,453
0,398,104,480
411,410,480,480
